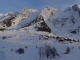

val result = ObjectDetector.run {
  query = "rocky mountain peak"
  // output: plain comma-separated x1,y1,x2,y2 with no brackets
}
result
71,4,80,11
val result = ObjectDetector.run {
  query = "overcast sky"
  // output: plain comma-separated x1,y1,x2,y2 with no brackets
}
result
0,0,80,13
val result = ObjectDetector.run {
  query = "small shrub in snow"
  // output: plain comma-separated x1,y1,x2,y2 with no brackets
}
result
9,36,11,38
11,48,13,52
45,45,51,58
38,45,60,59
3,47,4,49
70,29,78,34
2,36,6,40
78,46,80,49
38,46,45,58
38,47,42,58
25,46,27,48
64,47,70,54
49,47,60,58
36,45,37,48
16,48,24,54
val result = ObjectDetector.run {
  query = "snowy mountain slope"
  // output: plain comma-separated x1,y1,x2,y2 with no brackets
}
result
9,8,38,29
22,4,80,37
0,4,80,38
39,4,80,39
0,8,38,29
0,12,19,29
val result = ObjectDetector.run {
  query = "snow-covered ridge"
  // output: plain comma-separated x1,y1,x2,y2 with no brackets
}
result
0,4,80,35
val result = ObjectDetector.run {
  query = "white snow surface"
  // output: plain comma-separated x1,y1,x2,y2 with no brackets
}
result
0,29,79,60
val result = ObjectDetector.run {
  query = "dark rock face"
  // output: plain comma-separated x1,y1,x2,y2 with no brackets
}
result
70,29,78,34
37,22,51,33
2,16,15,27
72,4,79,11
35,15,51,33
24,15,51,33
